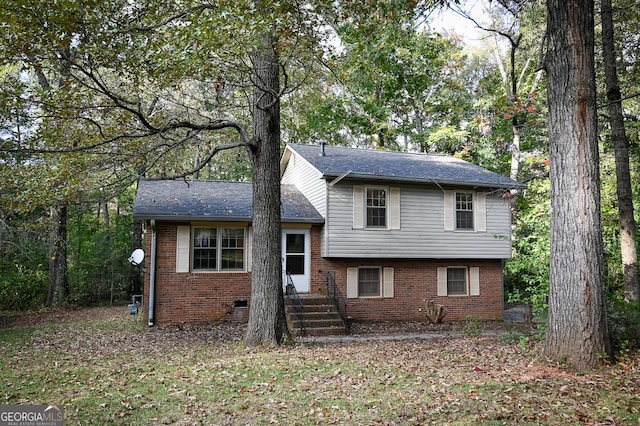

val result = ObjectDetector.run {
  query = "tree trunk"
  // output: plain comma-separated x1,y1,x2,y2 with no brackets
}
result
544,0,610,369
509,123,521,182
130,217,144,295
102,200,110,240
193,146,201,180
47,203,69,306
244,31,291,346
130,168,147,296
601,0,639,302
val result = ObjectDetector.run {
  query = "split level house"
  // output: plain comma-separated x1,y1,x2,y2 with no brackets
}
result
133,143,526,332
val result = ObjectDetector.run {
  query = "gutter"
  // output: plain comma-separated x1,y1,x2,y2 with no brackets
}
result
148,219,157,327
321,172,528,191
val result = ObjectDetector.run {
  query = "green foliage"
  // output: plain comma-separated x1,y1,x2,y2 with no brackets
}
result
599,155,633,296
458,0,548,177
300,3,471,149
203,148,251,181
505,149,640,344
67,198,137,306
460,315,485,337
0,212,49,310
0,264,48,311
608,296,640,353
505,178,550,317
0,186,138,310
0,0,638,329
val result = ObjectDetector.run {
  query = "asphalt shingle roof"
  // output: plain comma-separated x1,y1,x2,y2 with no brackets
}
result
287,143,526,189
133,180,324,223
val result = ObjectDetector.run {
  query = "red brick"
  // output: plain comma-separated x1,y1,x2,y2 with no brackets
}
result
144,222,504,324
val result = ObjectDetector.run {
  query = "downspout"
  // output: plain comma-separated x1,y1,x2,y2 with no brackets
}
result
148,219,157,327
501,258,505,320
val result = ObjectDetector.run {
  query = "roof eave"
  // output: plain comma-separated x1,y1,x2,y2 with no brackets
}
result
282,218,325,224
133,214,325,224
133,215,253,222
320,172,527,190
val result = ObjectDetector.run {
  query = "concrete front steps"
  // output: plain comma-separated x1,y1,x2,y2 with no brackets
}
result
285,293,347,337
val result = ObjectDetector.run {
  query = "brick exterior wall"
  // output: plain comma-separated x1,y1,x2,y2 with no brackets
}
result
307,226,504,322
144,221,504,324
143,221,252,324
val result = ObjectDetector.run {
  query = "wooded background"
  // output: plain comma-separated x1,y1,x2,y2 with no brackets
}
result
0,0,638,364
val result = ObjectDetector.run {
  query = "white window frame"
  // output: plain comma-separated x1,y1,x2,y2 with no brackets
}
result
192,227,218,270
357,266,382,297
437,266,480,296
347,266,394,298
455,192,474,230
190,226,246,272
447,266,468,295
365,186,388,229
353,186,400,230
220,228,245,271
444,191,486,232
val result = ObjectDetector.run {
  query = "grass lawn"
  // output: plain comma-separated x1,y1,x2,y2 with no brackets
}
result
1,306,639,425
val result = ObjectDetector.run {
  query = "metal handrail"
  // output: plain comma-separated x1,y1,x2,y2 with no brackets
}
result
323,270,349,330
285,272,305,336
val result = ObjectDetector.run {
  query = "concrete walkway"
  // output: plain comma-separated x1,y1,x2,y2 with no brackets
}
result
297,306,531,344
297,329,509,344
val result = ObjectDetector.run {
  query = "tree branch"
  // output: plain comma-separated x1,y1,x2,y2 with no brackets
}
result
146,140,249,180
127,3,216,32
598,91,640,109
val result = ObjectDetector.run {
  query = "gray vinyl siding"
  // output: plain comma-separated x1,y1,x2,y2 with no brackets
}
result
281,152,327,217
325,184,512,259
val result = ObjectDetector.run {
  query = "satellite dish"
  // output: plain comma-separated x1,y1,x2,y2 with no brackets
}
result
128,249,145,266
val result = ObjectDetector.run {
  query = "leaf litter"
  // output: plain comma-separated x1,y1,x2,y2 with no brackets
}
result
1,306,639,425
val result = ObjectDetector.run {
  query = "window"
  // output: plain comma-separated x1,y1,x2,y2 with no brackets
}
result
455,192,474,230
353,186,400,230
192,227,244,271
221,228,244,270
347,267,394,298
437,266,480,296
444,191,486,232
285,233,305,275
358,267,381,297
193,228,217,269
447,267,468,295
366,188,387,228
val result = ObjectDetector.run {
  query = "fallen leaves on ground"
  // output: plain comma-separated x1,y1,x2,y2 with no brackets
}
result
1,306,639,425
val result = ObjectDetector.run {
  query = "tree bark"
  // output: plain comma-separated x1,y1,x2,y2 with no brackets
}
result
509,123,521,182
130,167,147,296
130,217,144,295
244,31,291,346
601,0,639,302
544,0,610,369
47,203,69,306
102,200,110,240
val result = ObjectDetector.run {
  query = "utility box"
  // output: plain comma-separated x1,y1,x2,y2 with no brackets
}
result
129,295,143,316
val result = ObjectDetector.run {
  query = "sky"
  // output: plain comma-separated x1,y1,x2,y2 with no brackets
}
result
427,0,488,48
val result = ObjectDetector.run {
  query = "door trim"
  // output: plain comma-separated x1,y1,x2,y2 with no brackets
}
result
282,228,311,293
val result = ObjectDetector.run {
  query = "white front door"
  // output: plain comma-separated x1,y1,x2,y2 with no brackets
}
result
282,229,310,293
